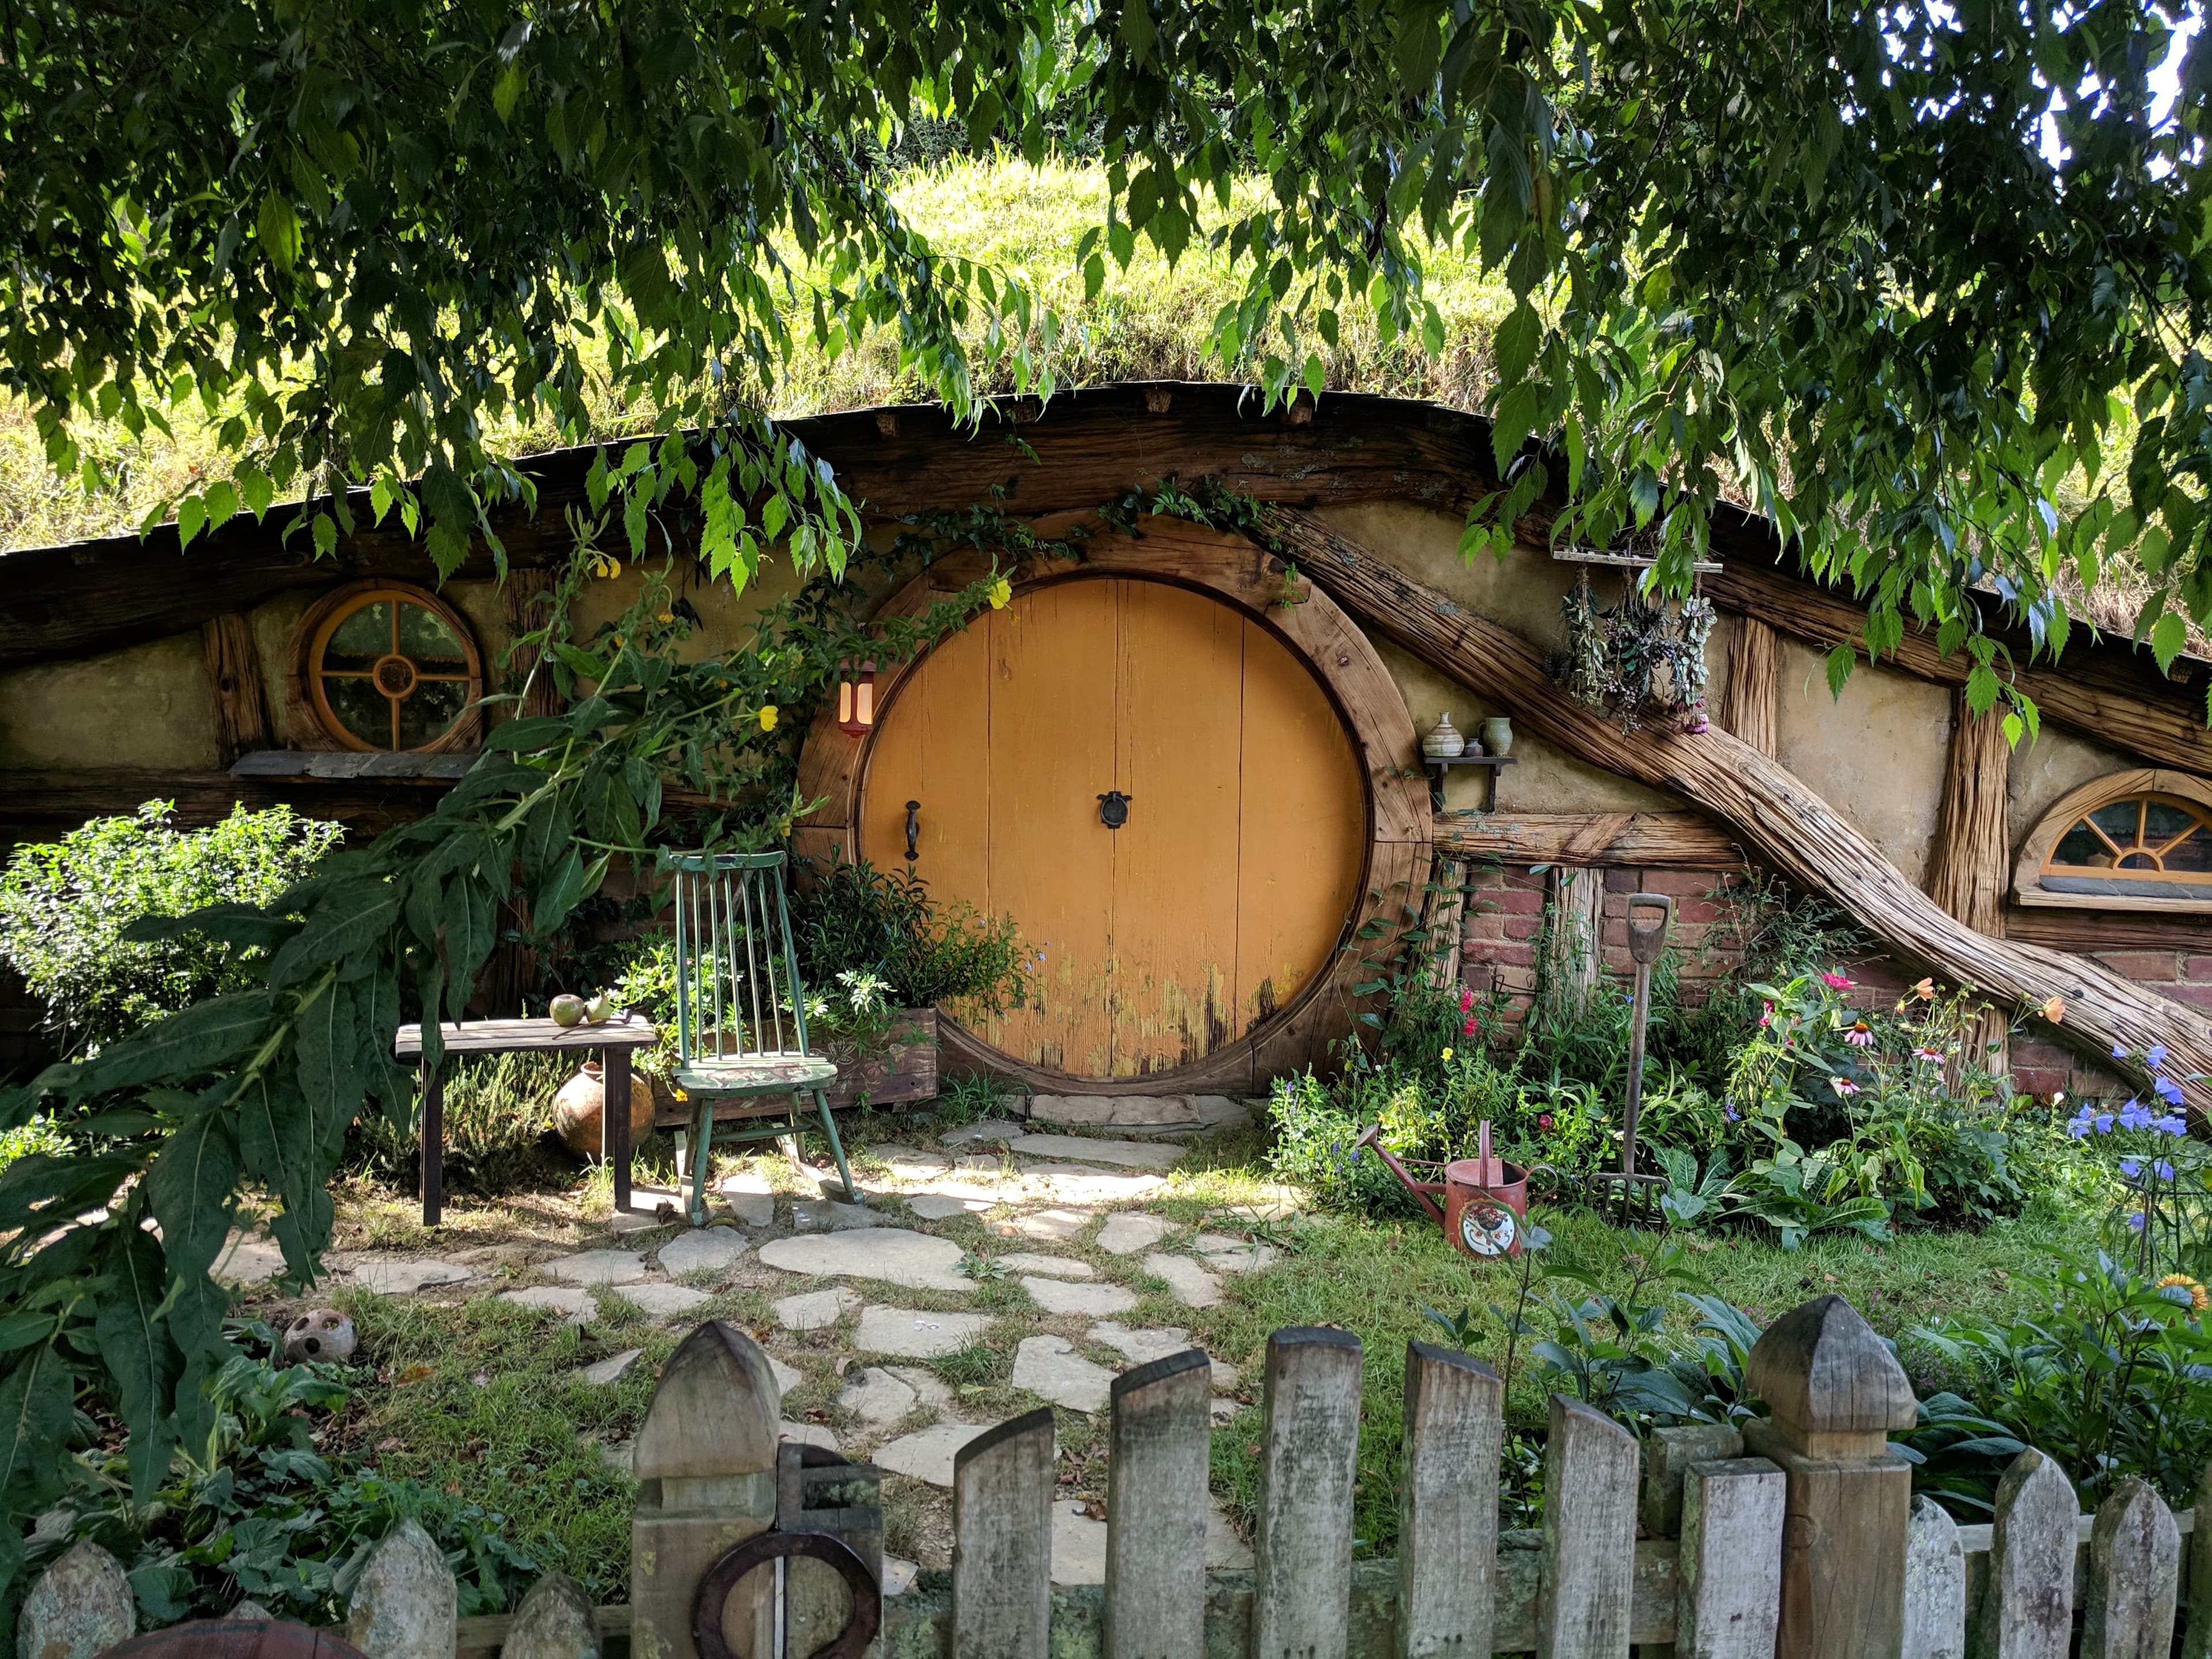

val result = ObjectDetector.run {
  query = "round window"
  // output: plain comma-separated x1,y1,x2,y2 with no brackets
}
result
305,586,483,752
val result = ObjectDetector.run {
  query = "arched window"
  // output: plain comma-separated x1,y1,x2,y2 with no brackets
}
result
292,582,484,753
2014,769,2212,912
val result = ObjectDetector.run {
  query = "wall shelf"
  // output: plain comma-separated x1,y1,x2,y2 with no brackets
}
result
1422,753,1516,813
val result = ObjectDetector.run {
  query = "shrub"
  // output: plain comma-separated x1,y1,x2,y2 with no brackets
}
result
346,1051,578,1195
791,855,1029,1018
0,800,341,1057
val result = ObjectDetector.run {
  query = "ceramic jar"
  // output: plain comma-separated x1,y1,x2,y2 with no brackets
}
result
552,1060,657,1159
1481,716,1515,757
1422,713,1467,759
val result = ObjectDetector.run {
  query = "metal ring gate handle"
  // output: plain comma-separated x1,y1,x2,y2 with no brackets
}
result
692,1529,883,1659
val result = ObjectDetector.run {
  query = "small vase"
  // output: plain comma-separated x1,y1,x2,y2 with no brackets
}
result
1422,713,1467,759
1481,716,1515,757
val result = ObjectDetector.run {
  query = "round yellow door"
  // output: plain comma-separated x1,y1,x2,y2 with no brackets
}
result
860,577,1366,1080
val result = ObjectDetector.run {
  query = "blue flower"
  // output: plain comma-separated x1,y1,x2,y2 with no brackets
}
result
2120,1158,2142,1179
2149,1043,2169,1067
2155,1160,2177,1181
2127,1211,2148,1233
1724,1104,1740,1122
2113,1043,2131,1060
2154,1076,2186,1106
2095,1112,2116,1134
2069,1119,2092,1139
2154,1113,2189,1137
2119,1099,2154,1130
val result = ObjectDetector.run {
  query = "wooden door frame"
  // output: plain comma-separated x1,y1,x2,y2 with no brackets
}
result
792,516,1431,1096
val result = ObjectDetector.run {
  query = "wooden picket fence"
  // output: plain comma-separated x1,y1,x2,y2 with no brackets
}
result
16,1292,2209,1659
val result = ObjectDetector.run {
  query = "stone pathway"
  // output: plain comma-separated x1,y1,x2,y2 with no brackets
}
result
317,1105,1305,1578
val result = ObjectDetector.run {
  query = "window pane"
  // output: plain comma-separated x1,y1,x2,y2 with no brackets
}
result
2052,821,2114,868
325,601,389,673
2163,831,2212,874
398,679,467,749
2118,852,2160,871
2090,801,2142,843
324,677,392,748
2146,798,2203,843
397,601,467,666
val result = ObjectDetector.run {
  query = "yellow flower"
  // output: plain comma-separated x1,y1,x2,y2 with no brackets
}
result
2157,1273,2209,1313
757,704,779,733
656,609,675,624
2041,994,2066,1024
588,552,622,579
672,1088,689,1103
987,577,1013,609
1912,977,1936,1001
1440,1047,1454,1061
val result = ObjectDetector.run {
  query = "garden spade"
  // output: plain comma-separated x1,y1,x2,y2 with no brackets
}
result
1593,891,1672,1221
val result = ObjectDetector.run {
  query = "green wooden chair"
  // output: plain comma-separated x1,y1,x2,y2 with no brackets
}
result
665,850,858,1226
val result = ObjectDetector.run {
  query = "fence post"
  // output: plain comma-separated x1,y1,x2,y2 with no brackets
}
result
1742,1294,1916,1659
2082,1475,2180,1659
1536,1394,1639,1659
1104,1349,1212,1659
2184,1459,2212,1659
1901,1495,1967,1659
1970,1449,2077,1659
14,1540,134,1659
953,1406,1056,1659
1253,1326,1363,1659
631,1320,783,1659
1677,1457,1786,1659
502,1572,603,1659
346,1518,459,1659
1396,1340,1502,1659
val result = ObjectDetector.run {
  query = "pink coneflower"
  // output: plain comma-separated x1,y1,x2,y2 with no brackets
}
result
1831,1078,1860,1096
1912,1046,1943,1064
1844,1020,1875,1048
1820,972,1853,991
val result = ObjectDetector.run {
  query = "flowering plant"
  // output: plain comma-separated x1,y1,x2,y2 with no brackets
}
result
2070,1042,2210,1280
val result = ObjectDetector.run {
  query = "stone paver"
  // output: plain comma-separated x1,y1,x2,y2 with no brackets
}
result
871,1145,952,1174
837,1366,918,1425
940,1118,1025,1146
1052,1501,1107,1585
997,1206,1090,1242
1028,1094,1249,1135
717,1173,778,1227
998,1252,1093,1280
1095,1213,1173,1255
354,1257,473,1295
759,1228,971,1293
1007,1134,1183,1170
1207,1502,1253,1569
657,1229,750,1277
793,1198,877,1232
599,1438,634,1473
883,1556,920,1596
853,1305,992,1358
779,1421,839,1452
1190,1234,1282,1275
16,1539,134,1659
542,1249,649,1286
774,1287,861,1331
577,1348,643,1385
1021,1276,1138,1317
1086,1323,1238,1391
907,1194,993,1219
882,1365,954,1411
1013,1336,1114,1411
1022,1167,1168,1203
498,1285,593,1319
874,1422,994,1487
218,1236,286,1285
1142,1253,1224,1308
620,1282,711,1319
768,1357,804,1395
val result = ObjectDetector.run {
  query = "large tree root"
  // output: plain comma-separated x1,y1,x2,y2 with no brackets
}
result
1268,507,2211,1116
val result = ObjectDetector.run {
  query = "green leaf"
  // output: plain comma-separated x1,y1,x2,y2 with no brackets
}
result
176,494,206,549
256,193,300,271
145,1109,241,1282
311,513,338,557
2151,610,2187,675
1493,302,1543,386
239,1075,331,1271
93,1225,180,1499
74,991,275,1094
266,881,400,988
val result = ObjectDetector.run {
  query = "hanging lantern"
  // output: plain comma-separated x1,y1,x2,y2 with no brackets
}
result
836,660,878,737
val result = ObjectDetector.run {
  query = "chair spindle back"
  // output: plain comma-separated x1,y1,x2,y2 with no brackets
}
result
668,851,814,1067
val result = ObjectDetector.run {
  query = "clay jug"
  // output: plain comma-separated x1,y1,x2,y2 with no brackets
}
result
552,1060,656,1160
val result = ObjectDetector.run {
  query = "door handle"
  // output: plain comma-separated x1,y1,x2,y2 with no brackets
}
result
905,800,921,861
1098,790,1131,828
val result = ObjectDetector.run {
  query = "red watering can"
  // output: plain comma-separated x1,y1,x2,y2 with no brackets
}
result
1353,1120,1546,1260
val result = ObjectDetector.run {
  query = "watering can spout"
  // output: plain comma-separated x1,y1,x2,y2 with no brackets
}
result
1351,1122,1448,1226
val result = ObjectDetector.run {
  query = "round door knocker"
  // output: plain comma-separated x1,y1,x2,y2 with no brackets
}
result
692,1529,881,1659
1097,789,1132,828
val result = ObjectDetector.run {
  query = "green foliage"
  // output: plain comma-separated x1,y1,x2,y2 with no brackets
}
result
35,1332,538,1624
2065,1043,2210,1281
931,1072,1020,1128
0,802,342,1057
791,857,1031,1021
1906,1253,2212,1512
344,1051,578,1196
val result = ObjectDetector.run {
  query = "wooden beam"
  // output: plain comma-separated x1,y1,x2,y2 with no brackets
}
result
2002,906,2212,956
198,613,271,767
1705,562,2211,776
1717,616,1779,759
0,768,454,840
502,567,565,721
1438,811,1744,869
1274,506,2212,1114
1925,694,2010,938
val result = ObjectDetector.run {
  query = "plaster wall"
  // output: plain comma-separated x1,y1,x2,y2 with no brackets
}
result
0,633,217,771
1771,637,1952,885
2006,723,2138,853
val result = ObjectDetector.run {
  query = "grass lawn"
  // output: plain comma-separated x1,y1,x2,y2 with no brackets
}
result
275,1115,2073,1608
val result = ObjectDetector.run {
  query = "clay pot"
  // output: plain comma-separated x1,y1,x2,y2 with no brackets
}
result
283,1308,357,1364
552,1060,656,1159
1421,713,1466,759
1481,716,1515,757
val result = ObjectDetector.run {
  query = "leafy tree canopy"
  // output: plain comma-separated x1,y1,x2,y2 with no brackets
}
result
3,1,2207,719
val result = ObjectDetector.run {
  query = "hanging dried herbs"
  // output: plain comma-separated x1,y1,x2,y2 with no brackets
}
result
1551,567,1716,734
